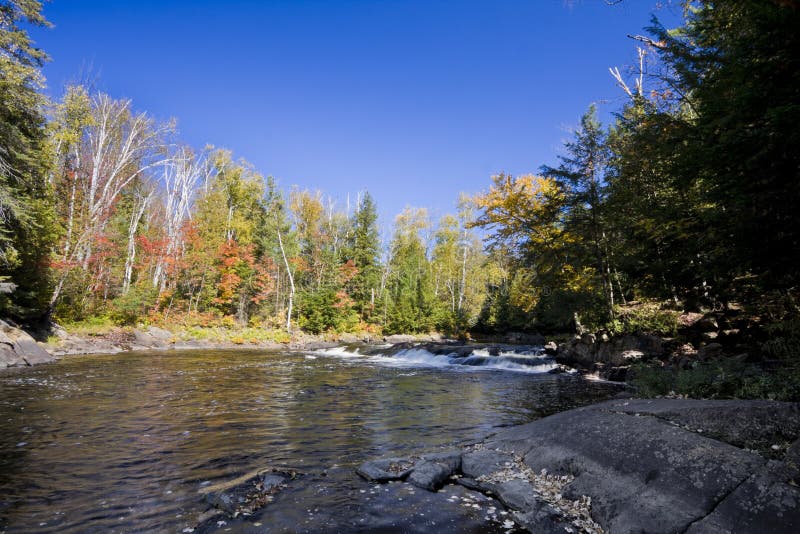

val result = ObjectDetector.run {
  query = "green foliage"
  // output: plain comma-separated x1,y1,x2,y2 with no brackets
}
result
0,0,55,321
606,304,679,337
762,319,800,362
630,359,800,402
109,285,158,325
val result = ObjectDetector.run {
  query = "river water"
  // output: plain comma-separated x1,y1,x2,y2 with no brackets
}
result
0,347,622,533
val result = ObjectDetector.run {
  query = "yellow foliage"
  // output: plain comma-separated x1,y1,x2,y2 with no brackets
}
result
470,173,565,248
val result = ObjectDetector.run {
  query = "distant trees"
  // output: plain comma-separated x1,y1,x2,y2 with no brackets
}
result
3,0,798,338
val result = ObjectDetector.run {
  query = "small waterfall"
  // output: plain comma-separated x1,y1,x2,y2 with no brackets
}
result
311,344,565,374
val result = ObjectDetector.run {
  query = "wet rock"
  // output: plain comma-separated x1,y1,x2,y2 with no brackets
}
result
356,457,414,482
407,460,453,491
384,334,418,343
0,320,57,367
461,450,516,479
299,341,339,351
543,341,558,355
421,450,462,472
200,468,298,516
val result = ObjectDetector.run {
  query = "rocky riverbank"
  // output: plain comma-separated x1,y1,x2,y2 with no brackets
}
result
354,398,800,533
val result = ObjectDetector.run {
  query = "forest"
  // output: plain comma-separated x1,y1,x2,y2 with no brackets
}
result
2,0,799,366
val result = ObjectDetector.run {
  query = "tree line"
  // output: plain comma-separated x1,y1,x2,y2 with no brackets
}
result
2,0,798,338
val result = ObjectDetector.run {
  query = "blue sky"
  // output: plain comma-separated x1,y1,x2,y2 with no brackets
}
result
32,0,681,227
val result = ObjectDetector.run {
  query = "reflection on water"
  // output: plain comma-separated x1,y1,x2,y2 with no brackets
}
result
0,349,622,532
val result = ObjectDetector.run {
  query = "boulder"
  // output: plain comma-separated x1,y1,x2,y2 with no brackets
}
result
147,326,174,341
695,316,720,332
0,320,57,367
133,329,168,348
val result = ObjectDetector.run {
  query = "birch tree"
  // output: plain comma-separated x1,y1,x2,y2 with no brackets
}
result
50,87,172,307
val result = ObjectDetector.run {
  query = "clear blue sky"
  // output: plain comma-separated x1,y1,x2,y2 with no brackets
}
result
32,0,680,227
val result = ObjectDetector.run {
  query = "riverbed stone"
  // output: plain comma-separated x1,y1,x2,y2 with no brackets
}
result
356,457,415,482
200,468,296,516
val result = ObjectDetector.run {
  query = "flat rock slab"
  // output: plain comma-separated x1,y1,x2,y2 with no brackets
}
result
685,461,800,533
482,398,800,533
600,398,800,452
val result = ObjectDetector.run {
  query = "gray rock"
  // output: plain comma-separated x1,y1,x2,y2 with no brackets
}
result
480,399,796,534
696,316,719,332
421,450,462,472
407,460,453,491
685,461,800,534
384,334,418,343
356,457,414,482
0,320,57,367
200,468,295,515
599,398,800,452
461,450,516,479
492,478,542,511
133,329,168,348
455,477,490,492
513,499,569,533
543,341,558,355
0,343,25,367
147,326,173,341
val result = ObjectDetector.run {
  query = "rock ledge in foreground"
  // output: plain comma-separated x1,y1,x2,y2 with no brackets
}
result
357,398,800,533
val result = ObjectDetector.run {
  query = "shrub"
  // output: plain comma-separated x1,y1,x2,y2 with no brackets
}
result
607,303,679,337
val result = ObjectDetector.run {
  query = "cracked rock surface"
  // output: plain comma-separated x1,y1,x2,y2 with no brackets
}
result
358,398,800,533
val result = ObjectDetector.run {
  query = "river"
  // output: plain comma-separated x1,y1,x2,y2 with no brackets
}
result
0,346,622,532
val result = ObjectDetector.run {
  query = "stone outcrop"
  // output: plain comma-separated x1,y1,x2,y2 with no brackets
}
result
555,333,665,380
0,320,57,368
357,398,800,533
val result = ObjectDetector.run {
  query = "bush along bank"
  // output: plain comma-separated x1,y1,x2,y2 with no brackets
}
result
556,304,800,401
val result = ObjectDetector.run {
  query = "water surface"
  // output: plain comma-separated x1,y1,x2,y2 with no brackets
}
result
0,348,622,532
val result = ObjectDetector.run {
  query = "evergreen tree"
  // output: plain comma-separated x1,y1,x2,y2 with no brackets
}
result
0,0,55,321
